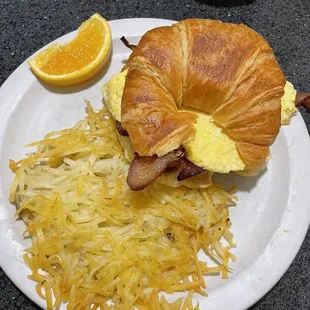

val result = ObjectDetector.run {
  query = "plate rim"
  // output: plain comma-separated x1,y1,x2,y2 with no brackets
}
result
0,17,310,310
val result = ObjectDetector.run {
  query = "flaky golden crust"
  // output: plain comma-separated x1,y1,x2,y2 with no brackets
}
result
121,19,285,173
122,65,197,156
236,142,270,175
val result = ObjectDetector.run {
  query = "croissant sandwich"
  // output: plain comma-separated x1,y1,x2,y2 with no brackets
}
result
102,18,300,191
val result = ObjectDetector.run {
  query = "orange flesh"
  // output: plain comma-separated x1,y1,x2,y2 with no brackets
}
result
41,19,105,75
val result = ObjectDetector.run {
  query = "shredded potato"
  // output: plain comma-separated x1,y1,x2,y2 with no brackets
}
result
9,102,237,310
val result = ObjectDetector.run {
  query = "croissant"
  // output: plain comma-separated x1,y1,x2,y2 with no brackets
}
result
121,19,285,180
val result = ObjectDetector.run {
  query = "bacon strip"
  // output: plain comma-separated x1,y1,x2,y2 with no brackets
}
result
120,36,137,51
116,121,129,136
295,93,310,112
127,148,184,191
177,158,205,181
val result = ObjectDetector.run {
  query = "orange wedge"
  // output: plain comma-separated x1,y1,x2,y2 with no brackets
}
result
28,13,112,86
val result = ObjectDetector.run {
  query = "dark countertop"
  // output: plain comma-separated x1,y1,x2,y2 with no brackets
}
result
0,0,309,309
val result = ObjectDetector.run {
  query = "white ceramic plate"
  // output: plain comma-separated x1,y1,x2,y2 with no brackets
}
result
0,18,310,310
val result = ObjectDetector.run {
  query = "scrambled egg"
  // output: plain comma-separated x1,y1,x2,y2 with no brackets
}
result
101,72,297,173
183,113,245,173
281,81,297,125
101,71,126,121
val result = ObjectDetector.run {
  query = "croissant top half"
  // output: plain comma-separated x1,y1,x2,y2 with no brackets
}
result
121,19,286,174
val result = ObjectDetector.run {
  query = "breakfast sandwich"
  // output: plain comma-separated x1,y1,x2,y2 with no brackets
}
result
102,19,298,190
